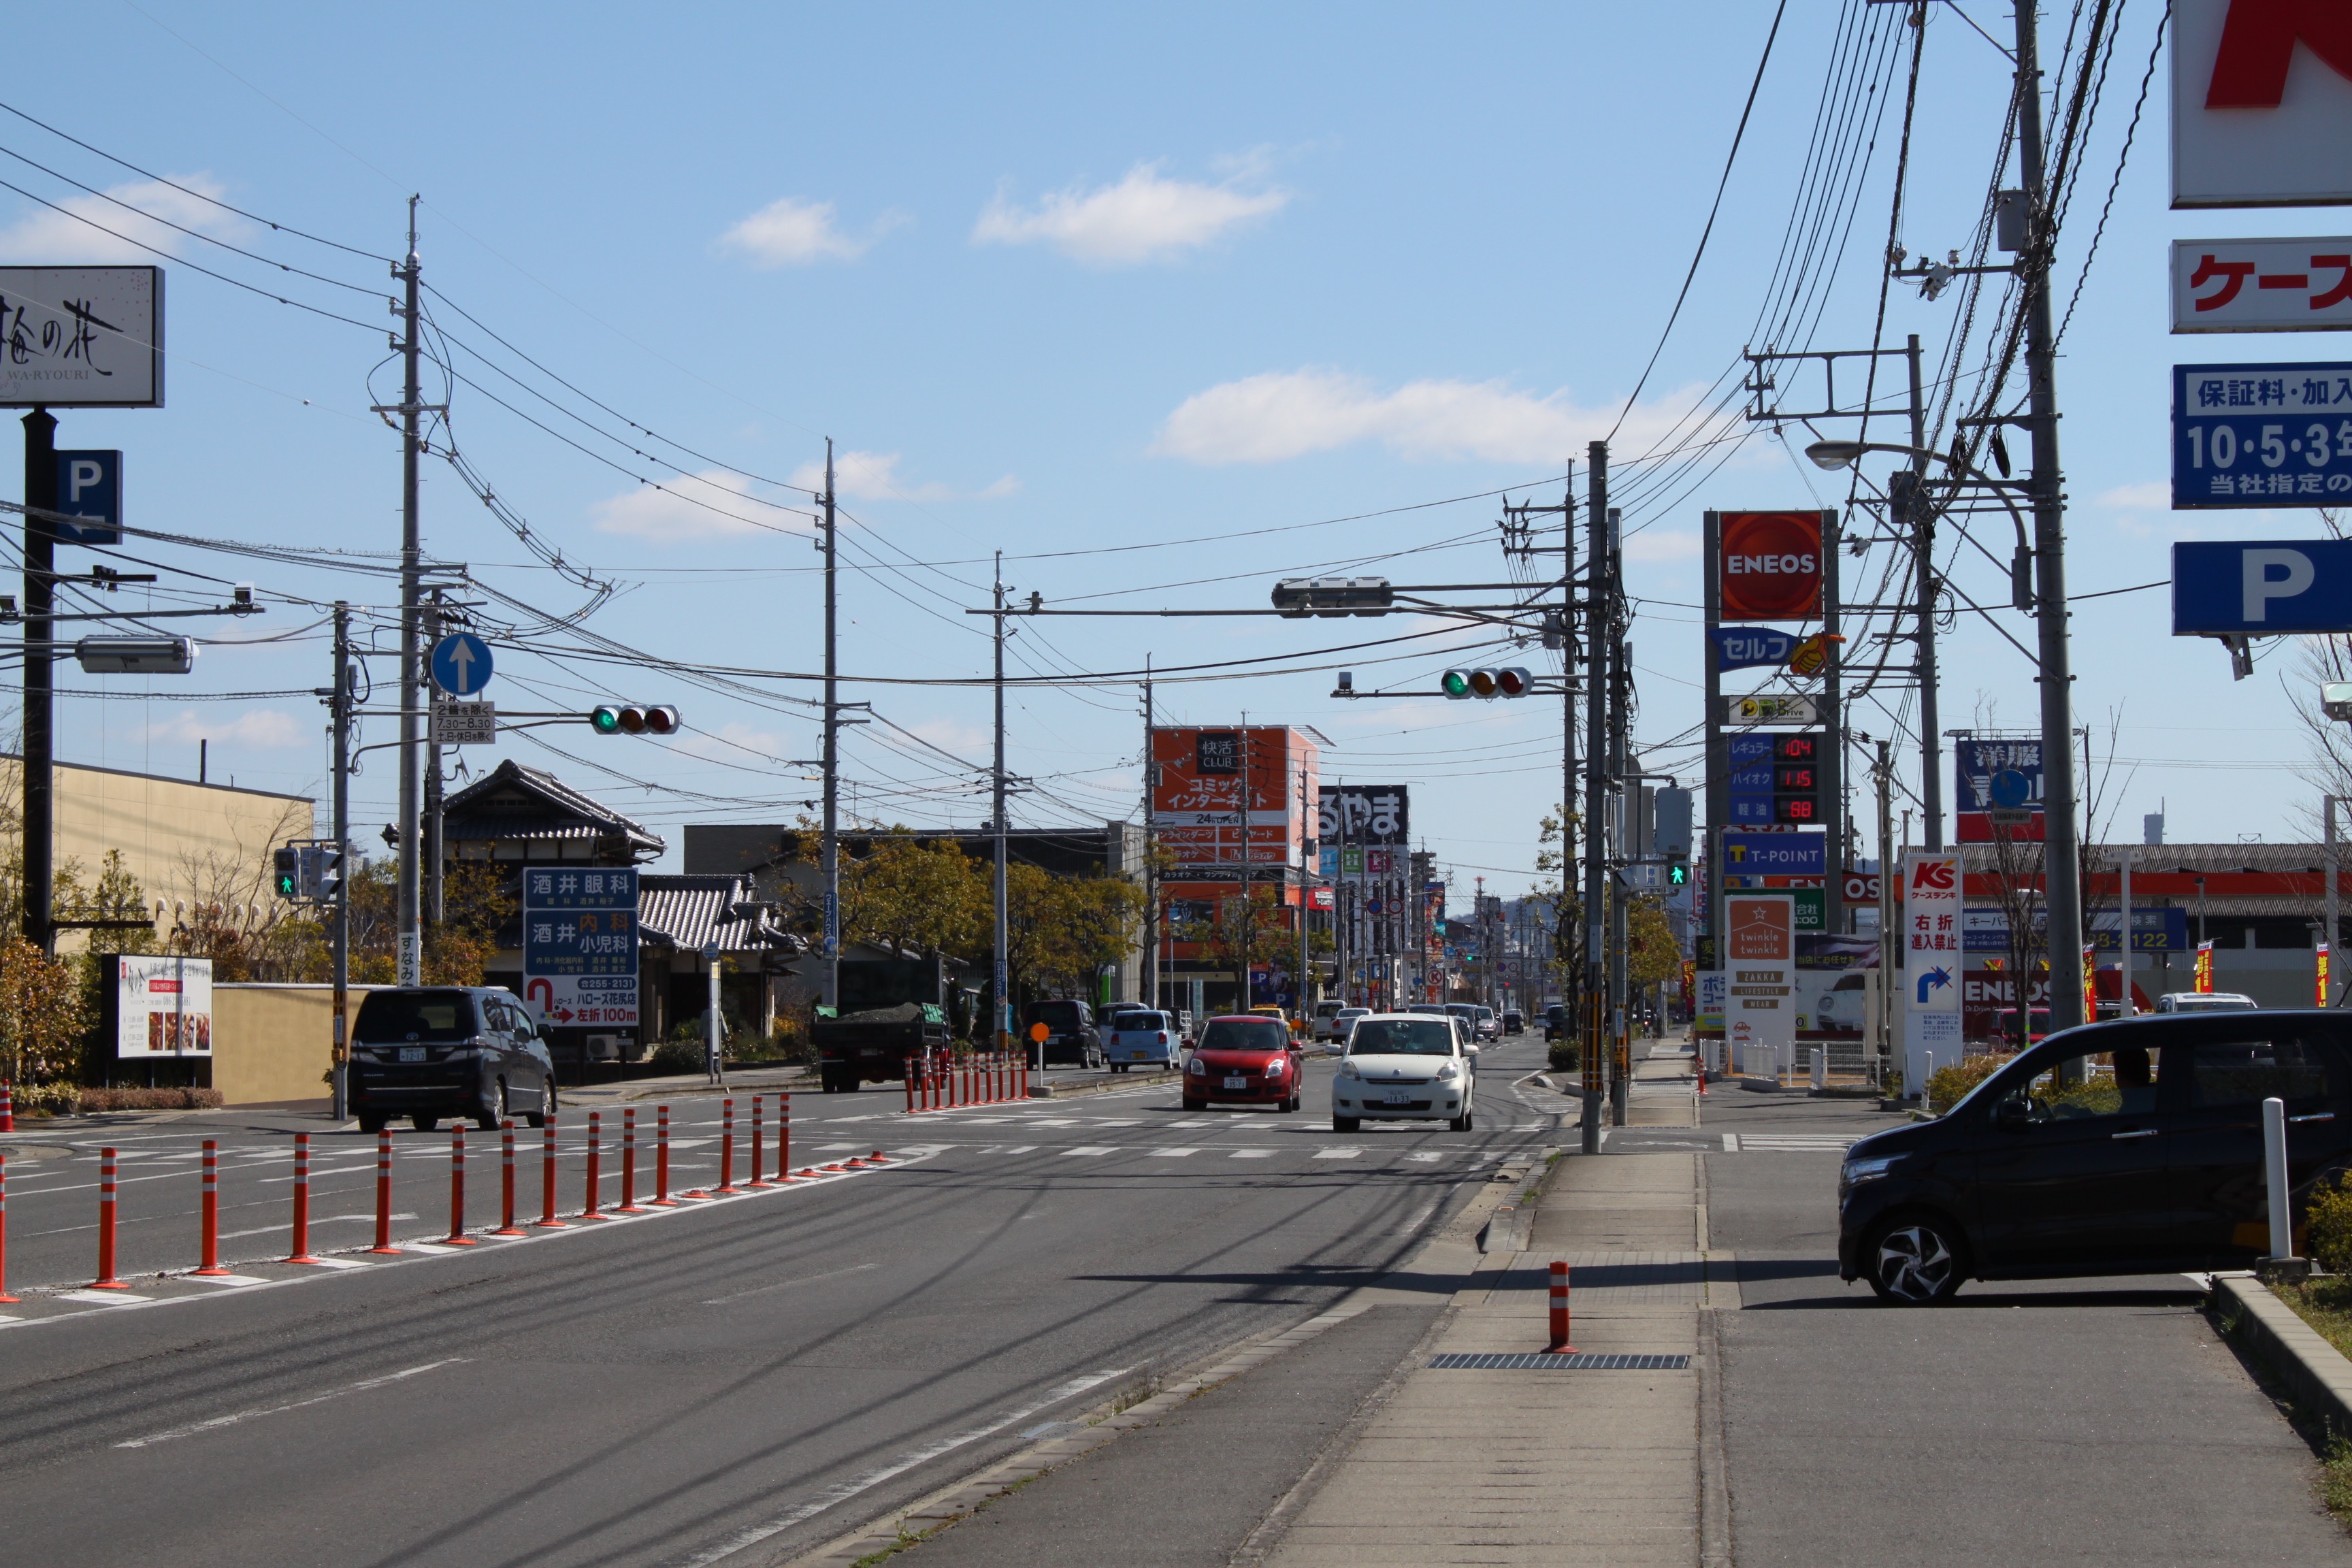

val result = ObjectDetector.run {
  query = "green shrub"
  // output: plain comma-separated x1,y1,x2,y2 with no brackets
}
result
2308,1171,2352,1274
648,1034,708,1076
1547,1039,1579,1075
1927,1053,2011,1114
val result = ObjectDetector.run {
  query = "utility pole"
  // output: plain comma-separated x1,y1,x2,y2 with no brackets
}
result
423,587,444,926
992,553,1011,1056
2014,2,2084,1032
1904,334,1942,851
1142,659,1157,1013
1580,440,1610,1153
1296,762,1310,1019
329,603,352,1121
395,197,424,987
1875,738,1895,1075
21,405,54,953
821,440,840,1013
1607,508,1631,1127
1240,710,1253,1009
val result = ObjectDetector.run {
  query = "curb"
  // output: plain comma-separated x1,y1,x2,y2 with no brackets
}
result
1477,1153,1556,1255
2214,1273,2352,1439
1022,1068,1185,1099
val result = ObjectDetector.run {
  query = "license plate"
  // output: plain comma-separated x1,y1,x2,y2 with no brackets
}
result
399,1046,426,1062
1382,1089,1413,1105
1224,1075,1247,1090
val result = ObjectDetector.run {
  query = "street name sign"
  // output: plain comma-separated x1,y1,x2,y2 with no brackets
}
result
2172,362,2352,506
2173,538,2352,634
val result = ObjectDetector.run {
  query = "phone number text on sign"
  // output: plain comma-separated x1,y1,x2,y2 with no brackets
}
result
2173,363,2352,508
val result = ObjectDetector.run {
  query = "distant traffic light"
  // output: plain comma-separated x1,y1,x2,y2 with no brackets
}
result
589,704,680,735
1272,576,1393,617
312,844,342,903
1440,667,1533,699
273,847,300,900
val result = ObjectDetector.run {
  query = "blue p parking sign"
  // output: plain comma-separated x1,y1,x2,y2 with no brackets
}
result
52,449,120,543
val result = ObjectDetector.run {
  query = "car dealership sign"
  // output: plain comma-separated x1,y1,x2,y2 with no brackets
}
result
2174,0,2352,208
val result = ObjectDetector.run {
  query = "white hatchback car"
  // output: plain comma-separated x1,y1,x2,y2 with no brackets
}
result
1331,1013,1478,1132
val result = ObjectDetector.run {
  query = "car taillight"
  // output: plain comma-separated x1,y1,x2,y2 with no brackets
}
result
1157,1032,1168,1043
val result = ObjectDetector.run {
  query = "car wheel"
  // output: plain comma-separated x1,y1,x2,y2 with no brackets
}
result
527,1082,555,1129
476,1081,506,1132
1182,1096,1206,1112
1865,1215,1967,1305
357,1111,387,1134
1333,1115,1360,1133
411,1112,439,1132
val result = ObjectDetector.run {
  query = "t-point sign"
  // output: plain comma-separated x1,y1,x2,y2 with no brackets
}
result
2174,540,2352,635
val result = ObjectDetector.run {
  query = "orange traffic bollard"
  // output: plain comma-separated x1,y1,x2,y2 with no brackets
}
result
496,1120,527,1236
443,1125,476,1245
285,1134,323,1265
1547,1260,1574,1353
617,1107,644,1213
191,1139,229,1276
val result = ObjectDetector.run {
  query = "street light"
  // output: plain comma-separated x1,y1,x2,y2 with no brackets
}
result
1804,438,2035,615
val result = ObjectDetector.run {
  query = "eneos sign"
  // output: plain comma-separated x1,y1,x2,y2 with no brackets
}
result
1718,511,1824,621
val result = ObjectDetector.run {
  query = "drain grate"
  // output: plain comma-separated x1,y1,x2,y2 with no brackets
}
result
1429,1352,1690,1371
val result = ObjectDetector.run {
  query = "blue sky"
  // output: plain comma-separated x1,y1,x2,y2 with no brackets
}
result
0,1,2331,902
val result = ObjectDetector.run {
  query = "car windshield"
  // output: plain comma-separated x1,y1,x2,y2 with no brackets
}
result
1348,1019,1457,1056
1198,1019,1290,1053
2174,996,2257,1012
354,990,476,1043
1026,1001,1085,1031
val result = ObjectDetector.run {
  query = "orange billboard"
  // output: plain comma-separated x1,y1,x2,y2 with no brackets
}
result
1150,726,1318,869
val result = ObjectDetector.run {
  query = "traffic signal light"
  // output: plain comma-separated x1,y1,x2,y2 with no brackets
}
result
1667,862,1690,888
1273,576,1394,617
312,844,342,903
589,704,680,735
1440,667,1533,699
273,847,300,900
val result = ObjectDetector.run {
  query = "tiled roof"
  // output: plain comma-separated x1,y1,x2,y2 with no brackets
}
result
441,760,665,859
639,873,801,955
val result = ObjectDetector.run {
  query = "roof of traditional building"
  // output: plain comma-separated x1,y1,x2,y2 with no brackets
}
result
440,760,664,861
638,872,801,955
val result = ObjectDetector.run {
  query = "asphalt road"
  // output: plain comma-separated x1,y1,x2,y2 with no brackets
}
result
1695,1087,2352,1567
0,1034,1553,1568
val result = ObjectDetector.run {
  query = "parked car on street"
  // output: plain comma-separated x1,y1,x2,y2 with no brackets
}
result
2154,992,2259,1013
1183,1014,1303,1112
1021,998,1104,1068
1102,1008,1181,1072
348,987,557,1134
1839,1010,2352,1303
1331,1013,1479,1132
1503,1009,1524,1036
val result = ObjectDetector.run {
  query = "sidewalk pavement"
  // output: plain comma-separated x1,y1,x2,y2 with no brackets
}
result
1261,1056,1718,1567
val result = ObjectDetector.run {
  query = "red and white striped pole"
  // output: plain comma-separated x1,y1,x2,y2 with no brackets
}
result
496,1120,527,1236
370,1127,399,1253
443,1125,476,1245
0,1080,14,1132
651,1105,676,1206
535,1114,568,1228
617,1107,644,1213
0,1153,14,1304
582,1111,606,1218
904,1060,916,1113
191,1139,229,1276
778,1091,795,1181
1548,1260,1573,1352
748,1096,770,1188
286,1134,323,1265
717,1097,739,1193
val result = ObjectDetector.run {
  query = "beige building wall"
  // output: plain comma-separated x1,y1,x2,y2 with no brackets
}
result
212,984,380,1107
0,755,315,943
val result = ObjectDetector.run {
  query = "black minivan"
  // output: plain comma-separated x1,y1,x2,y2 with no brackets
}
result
348,987,558,1134
1019,998,1102,1068
1840,1010,2352,1303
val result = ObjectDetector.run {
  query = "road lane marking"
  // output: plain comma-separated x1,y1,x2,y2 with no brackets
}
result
701,1262,880,1306
1000,1146,1038,1155
1144,1148,1204,1158
674,1369,1128,1567
114,1358,468,1449
56,1290,153,1305
1404,1152,1443,1162
1230,1149,1275,1159
1316,1149,1365,1160
183,1273,270,1287
1721,1134,1741,1152
1060,1147,1117,1158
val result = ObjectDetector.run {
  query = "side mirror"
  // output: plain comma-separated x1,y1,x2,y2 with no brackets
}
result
1466,1044,1482,1056
1995,1097,2029,1132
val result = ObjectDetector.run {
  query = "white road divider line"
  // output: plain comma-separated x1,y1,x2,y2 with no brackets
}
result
1230,1149,1275,1160
1720,1133,1742,1152
114,1358,468,1449
1060,1147,1117,1158
676,1370,1128,1567
1145,1148,1203,1158
56,1289,152,1305
1316,1149,1365,1160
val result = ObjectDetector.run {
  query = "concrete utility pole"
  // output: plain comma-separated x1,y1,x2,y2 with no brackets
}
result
423,587,444,926
821,440,840,1013
992,553,1011,1054
20,404,54,953
329,603,352,1121
1297,762,1310,1018
1240,711,1253,1009
395,197,425,987
1904,334,1943,851
2014,2,2085,1032
1580,441,1610,1153
1142,659,1157,1013
1607,508,1631,1128
1561,464,1579,1030
1875,738,1895,1073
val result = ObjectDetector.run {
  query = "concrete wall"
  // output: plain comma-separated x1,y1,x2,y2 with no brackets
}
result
214,984,382,1107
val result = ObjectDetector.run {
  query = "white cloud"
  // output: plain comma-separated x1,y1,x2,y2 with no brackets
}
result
1152,368,1716,466
2097,481,2172,509
149,708,308,749
591,469,784,540
0,176,251,264
716,197,896,266
1622,529,1699,563
973,163,1287,264
786,450,1019,504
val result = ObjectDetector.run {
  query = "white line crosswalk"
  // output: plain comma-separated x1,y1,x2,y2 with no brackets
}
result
1720,1132,1861,1153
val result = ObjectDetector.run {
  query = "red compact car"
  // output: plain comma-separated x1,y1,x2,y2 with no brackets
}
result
1183,1014,1303,1113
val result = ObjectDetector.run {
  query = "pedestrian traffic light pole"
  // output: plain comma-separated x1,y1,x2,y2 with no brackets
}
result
395,198,425,987
821,439,841,1014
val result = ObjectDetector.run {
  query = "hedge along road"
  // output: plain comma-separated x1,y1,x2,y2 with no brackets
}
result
0,1039,1556,1568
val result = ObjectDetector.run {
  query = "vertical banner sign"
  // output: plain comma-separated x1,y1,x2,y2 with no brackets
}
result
2082,943,2100,1022
2321,943,2333,1008
523,867,640,1028
1901,851,1963,1094
2195,940,2216,994
114,954,213,1056
1723,892,1795,1076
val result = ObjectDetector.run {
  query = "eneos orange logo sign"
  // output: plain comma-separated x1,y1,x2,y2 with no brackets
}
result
1718,511,1823,621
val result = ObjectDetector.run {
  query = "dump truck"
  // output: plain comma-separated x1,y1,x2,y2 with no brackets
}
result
811,956,953,1093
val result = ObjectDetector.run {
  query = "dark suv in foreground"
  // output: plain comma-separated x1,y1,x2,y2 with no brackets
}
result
348,987,557,1133
1840,1011,2352,1303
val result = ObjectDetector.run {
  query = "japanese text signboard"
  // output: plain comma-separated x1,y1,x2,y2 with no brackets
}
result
1151,726,1318,870
1901,851,1964,1091
1723,892,1795,1073
1316,785,1408,846
0,267,164,407
2172,0,2352,210
1955,736,2045,843
114,954,211,1058
523,866,639,1028
2173,239,2352,331
2172,362,2352,506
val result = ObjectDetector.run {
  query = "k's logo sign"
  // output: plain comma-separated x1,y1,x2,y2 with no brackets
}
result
1910,860,1955,892
2208,0,2352,108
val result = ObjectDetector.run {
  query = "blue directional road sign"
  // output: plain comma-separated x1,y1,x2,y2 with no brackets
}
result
429,632,493,696
2173,363,2352,509
2172,539,2352,635
1989,768,2032,809
52,450,120,543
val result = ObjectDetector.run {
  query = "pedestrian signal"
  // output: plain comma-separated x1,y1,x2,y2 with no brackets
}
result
272,848,300,900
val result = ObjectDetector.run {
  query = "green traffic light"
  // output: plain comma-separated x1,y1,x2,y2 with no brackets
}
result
1441,670,1470,698
591,706,621,734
